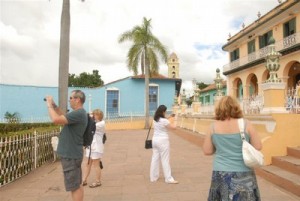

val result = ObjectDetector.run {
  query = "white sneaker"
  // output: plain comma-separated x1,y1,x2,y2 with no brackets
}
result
166,180,179,184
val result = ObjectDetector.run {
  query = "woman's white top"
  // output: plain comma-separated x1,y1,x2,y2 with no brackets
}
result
90,120,105,153
153,118,170,138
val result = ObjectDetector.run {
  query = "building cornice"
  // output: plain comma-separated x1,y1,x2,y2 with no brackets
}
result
222,1,299,50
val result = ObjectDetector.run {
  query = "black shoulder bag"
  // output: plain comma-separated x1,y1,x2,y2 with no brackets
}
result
145,123,152,149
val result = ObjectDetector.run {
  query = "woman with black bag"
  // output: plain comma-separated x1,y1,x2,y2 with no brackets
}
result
150,105,178,184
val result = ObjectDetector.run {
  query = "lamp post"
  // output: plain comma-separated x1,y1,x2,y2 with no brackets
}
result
214,68,223,97
192,78,200,102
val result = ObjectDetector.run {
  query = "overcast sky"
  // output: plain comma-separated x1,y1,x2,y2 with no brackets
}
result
0,0,280,95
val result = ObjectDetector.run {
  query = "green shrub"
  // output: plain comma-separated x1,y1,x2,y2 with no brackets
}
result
0,123,60,136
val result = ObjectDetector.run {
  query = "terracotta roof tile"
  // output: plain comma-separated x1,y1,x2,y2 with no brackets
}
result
200,80,226,92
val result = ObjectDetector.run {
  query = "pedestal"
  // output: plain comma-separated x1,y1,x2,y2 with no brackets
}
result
192,102,201,114
172,105,180,115
181,104,187,114
261,82,287,114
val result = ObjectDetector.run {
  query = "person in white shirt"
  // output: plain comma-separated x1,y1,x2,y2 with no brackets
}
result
82,109,105,188
150,105,178,184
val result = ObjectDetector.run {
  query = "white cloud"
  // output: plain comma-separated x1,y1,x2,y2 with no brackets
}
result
0,0,279,92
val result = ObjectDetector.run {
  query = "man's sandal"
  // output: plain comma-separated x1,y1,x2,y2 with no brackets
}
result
89,181,101,188
82,181,87,186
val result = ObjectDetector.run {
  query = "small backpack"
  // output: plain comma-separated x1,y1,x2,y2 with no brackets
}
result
83,114,96,163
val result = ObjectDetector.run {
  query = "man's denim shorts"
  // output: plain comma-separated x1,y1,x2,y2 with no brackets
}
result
61,158,82,191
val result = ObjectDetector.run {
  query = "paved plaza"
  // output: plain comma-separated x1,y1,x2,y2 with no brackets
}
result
0,129,299,201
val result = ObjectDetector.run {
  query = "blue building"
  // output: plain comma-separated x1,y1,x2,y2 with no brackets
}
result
0,53,182,122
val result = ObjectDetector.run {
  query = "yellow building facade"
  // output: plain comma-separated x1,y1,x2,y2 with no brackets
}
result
223,0,300,100
222,0,300,165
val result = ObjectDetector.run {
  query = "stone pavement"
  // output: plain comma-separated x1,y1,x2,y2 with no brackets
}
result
0,129,299,201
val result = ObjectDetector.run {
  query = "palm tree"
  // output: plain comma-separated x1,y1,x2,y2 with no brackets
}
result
118,17,168,128
4,112,20,123
57,0,84,114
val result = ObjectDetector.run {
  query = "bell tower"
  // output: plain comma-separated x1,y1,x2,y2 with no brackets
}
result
167,52,179,78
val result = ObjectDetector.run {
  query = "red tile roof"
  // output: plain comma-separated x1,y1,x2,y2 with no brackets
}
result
200,80,227,92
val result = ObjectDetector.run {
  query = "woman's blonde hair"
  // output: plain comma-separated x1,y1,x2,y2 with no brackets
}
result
215,96,243,120
93,109,103,121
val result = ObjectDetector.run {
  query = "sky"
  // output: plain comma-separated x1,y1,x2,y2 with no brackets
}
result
0,0,280,96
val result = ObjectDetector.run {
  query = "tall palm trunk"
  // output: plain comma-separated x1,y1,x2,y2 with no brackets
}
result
58,0,70,114
141,53,145,75
144,49,150,129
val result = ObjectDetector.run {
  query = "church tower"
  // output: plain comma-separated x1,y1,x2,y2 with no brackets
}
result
167,52,179,78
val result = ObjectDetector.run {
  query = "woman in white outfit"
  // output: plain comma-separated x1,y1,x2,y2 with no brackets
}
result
82,109,105,188
150,105,178,184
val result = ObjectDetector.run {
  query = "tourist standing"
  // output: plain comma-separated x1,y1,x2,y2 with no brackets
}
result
203,96,262,200
150,105,178,184
82,109,105,188
45,90,87,201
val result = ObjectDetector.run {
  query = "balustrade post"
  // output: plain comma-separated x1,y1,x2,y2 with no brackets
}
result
180,89,187,114
192,79,201,114
34,130,37,169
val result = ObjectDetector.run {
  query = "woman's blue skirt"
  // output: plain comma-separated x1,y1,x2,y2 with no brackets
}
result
208,171,261,201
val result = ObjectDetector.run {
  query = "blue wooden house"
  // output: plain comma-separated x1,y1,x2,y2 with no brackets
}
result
0,75,181,122
0,53,182,122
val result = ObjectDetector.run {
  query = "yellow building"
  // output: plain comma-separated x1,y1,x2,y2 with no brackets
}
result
220,1,300,192
222,0,300,103
175,1,300,195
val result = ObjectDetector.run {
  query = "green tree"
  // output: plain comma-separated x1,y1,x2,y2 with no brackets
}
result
118,17,168,128
186,98,193,107
4,112,20,123
68,70,104,87
197,82,209,90
57,0,84,114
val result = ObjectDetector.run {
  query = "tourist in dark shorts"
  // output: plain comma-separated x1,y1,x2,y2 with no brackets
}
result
45,90,87,201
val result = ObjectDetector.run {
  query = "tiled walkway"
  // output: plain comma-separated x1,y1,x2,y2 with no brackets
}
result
0,129,299,201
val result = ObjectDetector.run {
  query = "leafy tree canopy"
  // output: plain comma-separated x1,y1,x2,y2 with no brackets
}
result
197,82,209,90
68,70,104,87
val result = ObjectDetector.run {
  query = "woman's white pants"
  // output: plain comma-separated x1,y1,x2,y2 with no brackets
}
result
150,137,175,183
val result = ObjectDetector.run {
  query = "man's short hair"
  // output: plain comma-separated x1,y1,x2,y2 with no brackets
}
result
72,90,86,104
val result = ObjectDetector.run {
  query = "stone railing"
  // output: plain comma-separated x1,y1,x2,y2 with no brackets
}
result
223,32,300,73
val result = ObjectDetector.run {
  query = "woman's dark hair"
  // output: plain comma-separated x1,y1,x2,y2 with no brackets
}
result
154,105,167,122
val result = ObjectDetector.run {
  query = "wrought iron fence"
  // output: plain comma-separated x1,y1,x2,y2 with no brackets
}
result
242,94,264,115
285,88,300,113
0,130,59,187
